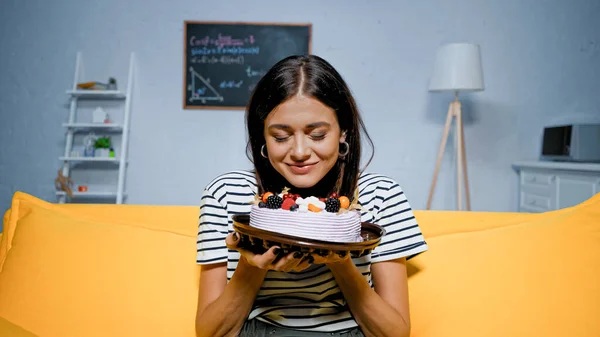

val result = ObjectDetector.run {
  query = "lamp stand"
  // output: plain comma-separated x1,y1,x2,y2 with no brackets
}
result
426,92,471,211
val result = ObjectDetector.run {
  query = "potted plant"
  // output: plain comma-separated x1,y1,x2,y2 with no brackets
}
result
107,77,117,90
94,136,112,157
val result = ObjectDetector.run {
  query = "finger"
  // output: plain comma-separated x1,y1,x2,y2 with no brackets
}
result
309,251,332,265
313,253,349,266
253,246,280,269
277,251,305,272
225,232,240,249
225,233,262,268
272,251,295,271
291,252,312,268
263,246,281,263
293,254,314,272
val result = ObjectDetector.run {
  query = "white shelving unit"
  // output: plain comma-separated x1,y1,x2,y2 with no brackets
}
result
58,52,135,204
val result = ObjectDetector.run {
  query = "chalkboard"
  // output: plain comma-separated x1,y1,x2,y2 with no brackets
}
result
183,21,312,110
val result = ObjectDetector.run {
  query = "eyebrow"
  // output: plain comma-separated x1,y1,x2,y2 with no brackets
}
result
268,121,331,130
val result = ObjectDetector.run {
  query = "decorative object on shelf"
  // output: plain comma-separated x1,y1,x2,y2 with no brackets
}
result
92,107,108,124
107,77,117,90
83,133,97,157
77,77,117,91
426,42,485,211
54,170,74,198
78,185,88,192
94,136,112,157
109,148,115,158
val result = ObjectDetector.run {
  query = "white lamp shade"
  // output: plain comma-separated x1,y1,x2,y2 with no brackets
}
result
428,43,484,92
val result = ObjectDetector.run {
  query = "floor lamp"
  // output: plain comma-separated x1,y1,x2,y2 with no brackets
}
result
426,43,484,211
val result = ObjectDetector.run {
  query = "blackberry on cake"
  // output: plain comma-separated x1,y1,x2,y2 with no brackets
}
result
266,195,283,209
325,198,341,213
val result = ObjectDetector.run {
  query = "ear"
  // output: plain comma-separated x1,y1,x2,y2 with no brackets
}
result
339,131,347,143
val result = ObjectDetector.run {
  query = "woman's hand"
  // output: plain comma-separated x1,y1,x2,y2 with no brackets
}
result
226,232,312,272
311,250,351,266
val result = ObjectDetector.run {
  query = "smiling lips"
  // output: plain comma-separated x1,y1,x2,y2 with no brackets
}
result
288,163,317,175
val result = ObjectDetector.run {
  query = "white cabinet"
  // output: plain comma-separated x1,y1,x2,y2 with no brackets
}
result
513,161,600,212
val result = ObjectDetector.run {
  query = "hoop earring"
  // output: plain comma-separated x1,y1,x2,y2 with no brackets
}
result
339,141,350,158
260,144,268,158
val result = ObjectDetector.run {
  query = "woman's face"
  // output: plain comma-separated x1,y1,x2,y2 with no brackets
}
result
263,95,345,189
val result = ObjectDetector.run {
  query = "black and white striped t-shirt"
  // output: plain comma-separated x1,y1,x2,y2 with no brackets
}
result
196,170,428,333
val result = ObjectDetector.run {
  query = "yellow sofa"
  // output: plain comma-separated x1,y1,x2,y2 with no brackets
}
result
0,191,599,337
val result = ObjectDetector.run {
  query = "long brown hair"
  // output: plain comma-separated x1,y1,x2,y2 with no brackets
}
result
245,55,374,200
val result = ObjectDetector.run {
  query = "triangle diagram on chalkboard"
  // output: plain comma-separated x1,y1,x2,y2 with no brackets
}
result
187,67,224,104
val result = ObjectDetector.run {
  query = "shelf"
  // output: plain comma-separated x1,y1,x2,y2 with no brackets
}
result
62,123,123,130
56,191,123,198
59,156,119,162
66,90,126,99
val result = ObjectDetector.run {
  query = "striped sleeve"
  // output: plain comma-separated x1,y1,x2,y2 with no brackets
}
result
196,187,229,264
370,181,428,263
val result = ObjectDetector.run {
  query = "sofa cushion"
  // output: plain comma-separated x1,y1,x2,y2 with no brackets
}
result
0,192,200,337
0,192,199,270
408,193,600,337
0,316,38,337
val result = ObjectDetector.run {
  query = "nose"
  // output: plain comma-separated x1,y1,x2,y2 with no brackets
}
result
290,135,311,162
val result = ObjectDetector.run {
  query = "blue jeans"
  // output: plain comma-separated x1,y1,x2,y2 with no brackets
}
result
239,319,365,337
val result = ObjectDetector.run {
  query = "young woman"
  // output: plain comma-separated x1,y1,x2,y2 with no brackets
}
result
195,55,428,337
